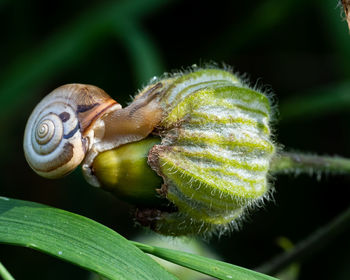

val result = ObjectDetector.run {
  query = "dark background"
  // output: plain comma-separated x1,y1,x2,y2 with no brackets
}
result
1,0,350,279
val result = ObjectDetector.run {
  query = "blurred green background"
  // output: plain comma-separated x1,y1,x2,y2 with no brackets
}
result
1,0,350,279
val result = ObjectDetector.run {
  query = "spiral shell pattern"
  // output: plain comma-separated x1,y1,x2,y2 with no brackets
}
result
24,84,119,179
24,95,85,178
147,69,275,235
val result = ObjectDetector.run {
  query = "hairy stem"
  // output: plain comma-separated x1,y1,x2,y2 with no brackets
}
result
0,261,15,280
270,152,350,175
256,204,350,275
261,150,350,274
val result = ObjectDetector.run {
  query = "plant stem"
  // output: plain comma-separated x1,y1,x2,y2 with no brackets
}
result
0,261,15,280
256,204,350,275
270,152,350,175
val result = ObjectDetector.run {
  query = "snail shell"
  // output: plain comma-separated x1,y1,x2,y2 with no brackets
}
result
23,84,120,179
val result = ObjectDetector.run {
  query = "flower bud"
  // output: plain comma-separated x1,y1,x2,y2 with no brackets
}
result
92,137,164,206
93,68,275,236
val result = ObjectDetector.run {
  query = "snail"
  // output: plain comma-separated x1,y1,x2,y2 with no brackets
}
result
23,82,165,185
24,67,275,236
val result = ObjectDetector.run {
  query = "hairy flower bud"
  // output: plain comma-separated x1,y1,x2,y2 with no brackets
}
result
93,67,276,236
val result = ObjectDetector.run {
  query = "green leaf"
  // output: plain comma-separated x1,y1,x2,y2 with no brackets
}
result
131,241,278,280
0,197,176,280
0,261,15,280
279,81,350,122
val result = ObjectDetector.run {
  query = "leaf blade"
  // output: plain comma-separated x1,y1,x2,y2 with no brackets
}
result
132,241,278,280
0,197,176,280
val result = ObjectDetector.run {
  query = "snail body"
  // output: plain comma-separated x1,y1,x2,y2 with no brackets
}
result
24,67,275,236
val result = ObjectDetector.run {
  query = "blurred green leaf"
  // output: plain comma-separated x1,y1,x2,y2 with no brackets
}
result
132,241,278,280
113,20,165,86
0,197,176,280
318,0,350,76
280,81,350,122
205,0,302,59
0,0,171,117
257,204,350,275
0,261,15,280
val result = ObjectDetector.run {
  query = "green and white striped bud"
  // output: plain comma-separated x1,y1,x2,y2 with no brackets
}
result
94,68,275,236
